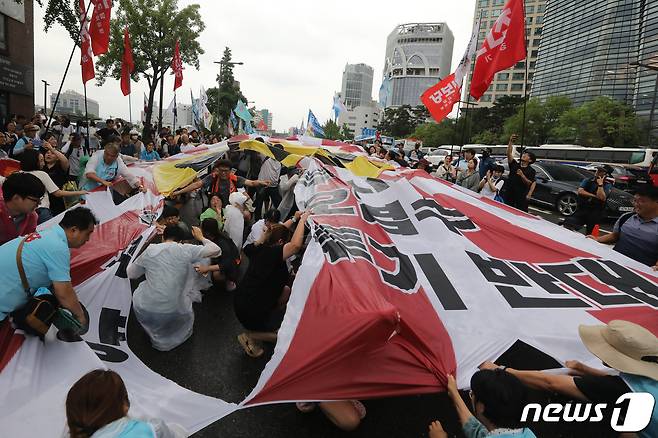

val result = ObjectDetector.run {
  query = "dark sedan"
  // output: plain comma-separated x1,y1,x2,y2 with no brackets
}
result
502,161,635,217
582,164,653,193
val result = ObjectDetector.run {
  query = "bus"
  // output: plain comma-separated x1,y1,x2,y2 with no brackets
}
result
454,144,658,168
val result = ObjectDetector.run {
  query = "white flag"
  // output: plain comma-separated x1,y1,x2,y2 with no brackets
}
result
455,17,481,87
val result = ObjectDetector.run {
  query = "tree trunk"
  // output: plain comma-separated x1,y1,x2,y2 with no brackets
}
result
143,77,159,141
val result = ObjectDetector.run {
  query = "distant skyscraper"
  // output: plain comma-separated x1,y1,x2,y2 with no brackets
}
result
464,0,546,107
50,90,100,118
340,63,374,109
257,108,273,129
382,23,454,107
532,0,658,133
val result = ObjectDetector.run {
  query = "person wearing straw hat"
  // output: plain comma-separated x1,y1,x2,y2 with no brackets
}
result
481,320,657,437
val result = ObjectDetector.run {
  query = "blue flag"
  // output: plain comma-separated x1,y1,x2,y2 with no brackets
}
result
190,89,200,129
229,110,238,129
234,100,253,122
244,120,255,134
306,109,324,137
332,94,347,120
378,77,392,107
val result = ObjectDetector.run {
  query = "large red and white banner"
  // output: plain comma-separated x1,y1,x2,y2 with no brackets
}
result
89,0,112,56
1,151,657,435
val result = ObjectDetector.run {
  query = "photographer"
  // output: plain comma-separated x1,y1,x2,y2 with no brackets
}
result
564,165,612,235
504,134,536,212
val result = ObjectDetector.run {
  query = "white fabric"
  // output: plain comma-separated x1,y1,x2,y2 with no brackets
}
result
244,219,266,248
130,239,219,351
26,170,59,209
224,205,245,249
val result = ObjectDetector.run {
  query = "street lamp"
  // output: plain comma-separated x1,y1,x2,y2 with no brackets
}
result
41,80,50,115
213,59,244,132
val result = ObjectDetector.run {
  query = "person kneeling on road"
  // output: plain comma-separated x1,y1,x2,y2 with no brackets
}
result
0,207,96,337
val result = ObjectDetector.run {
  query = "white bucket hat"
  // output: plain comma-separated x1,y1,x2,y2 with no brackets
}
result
579,320,658,381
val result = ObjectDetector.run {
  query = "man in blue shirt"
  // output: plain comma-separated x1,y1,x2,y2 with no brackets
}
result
590,185,658,269
0,207,97,327
564,165,613,235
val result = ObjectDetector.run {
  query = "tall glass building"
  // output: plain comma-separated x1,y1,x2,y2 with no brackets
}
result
382,23,454,107
340,63,374,109
532,0,658,132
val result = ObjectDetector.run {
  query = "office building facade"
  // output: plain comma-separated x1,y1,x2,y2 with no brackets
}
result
337,100,380,137
0,0,34,126
532,0,658,133
382,23,454,107
51,90,100,119
464,0,546,107
341,63,374,109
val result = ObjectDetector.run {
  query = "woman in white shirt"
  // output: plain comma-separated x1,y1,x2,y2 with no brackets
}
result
478,165,505,201
127,225,220,351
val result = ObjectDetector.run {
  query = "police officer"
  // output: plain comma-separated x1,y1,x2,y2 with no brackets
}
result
564,164,613,234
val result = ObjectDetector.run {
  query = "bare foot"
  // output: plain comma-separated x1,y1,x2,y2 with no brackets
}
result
429,420,448,438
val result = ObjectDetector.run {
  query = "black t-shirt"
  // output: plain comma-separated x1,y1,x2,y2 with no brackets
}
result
202,174,246,207
45,162,69,215
507,160,536,194
96,127,120,142
573,375,630,404
234,244,289,326
120,142,136,157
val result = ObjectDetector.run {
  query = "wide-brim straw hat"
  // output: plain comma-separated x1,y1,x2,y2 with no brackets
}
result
579,320,658,381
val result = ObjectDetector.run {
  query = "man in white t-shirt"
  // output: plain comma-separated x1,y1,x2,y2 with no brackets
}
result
478,165,505,201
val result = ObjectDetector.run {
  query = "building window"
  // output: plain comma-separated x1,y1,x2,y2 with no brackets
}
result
0,15,6,52
480,94,492,102
493,0,505,5
496,83,508,91
512,73,525,80
535,16,543,24
526,17,533,25
526,5,534,13
532,38,541,47
478,0,489,6
537,4,545,13
534,28,542,35
531,50,539,58
511,83,524,91
498,73,509,80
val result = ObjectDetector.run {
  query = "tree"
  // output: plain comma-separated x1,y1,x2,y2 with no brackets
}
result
377,105,428,138
502,96,572,145
322,119,342,140
214,47,247,134
551,97,648,147
31,0,80,43
94,0,205,139
340,123,354,140
412,120,457,147
471,129,502,145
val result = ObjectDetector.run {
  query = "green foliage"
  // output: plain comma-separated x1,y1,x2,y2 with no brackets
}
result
340,123,354,140
94,0,205,138
322,119,342,140
33,0,80,43
412,120,457,147
377,105,429,138
471,129,501,145
502,96,572,145
212,48,248,133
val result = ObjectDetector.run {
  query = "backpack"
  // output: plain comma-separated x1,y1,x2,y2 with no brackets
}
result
616,212,634,236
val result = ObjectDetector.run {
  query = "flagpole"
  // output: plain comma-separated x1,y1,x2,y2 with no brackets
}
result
520,0,529,150
173,93,177,132
46,0,92,134
128,93,132,125
83,82,90,154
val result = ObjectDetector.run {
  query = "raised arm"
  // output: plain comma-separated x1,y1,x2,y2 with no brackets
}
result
282,210,312,260
507,134,518,163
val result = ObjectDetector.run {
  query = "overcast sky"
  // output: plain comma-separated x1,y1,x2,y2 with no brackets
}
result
34,0,477,132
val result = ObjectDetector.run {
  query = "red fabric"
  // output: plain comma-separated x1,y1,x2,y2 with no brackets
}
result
421,73,461,123
246,260,456,405
0,319,23,374
80,0,95,84
70,210,148,286
470,0,526,100
257,120,268,131
89,0,112,56
171,40,183,91
0,159,20,177
120,28,134,96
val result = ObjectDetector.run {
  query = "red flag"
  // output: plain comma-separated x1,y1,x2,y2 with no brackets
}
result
421,73,460,123
470,0,526,100
257,119,268,131
79,0,95,84
89,0,113,56
171,40,183,91
120,27,134,96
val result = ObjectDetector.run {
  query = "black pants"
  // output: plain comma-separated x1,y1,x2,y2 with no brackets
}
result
505,190,529,212
253,186,282,219
564,206,604,235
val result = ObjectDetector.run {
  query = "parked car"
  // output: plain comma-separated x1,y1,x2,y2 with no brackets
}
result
581,164,653,193
502,161,634,217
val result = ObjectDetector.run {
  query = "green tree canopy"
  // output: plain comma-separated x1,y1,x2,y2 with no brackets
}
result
94,0,205,139
412,120,457,147
377,105,428,138
502,96,572,145
322,119,342,140
340,123,354,141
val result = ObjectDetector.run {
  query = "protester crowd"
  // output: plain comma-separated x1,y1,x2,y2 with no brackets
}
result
0,112,656,437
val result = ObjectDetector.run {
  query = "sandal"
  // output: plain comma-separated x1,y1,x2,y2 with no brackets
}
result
237,333,264,358
350,400,367,420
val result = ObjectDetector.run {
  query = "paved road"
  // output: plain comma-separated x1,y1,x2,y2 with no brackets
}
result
127,205,622,438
